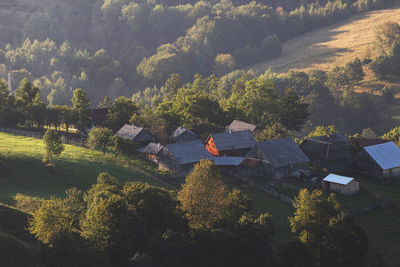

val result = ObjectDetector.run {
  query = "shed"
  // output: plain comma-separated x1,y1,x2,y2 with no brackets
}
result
91,108,109,127
227,120,257,132
322,174,359,196
205,130,256,157
158,140,211,175
116,124,157,145
353,142,400,181
248,138,310,179
169,126,197,143
300,134,352,172
137,143,164,162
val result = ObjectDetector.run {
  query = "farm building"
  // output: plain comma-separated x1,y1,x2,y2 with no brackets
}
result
91,108,109,127
158,140,211,175
137,143,164,162
227,120,257,132
169,126,197,143
352,138,390,148
212,157,263,177
248,138,310,180
116,124,157,145
322,174,359,196
353,141,400,181
205,130,256,156
300,134,352,172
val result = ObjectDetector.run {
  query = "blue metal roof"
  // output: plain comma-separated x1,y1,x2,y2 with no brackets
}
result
364,142,400,170
212,156,245,166
323,174,354,185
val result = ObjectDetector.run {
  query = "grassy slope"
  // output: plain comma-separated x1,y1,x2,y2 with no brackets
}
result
0,132,163,203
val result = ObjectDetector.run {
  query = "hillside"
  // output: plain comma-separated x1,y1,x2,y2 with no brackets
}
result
247,6,400,76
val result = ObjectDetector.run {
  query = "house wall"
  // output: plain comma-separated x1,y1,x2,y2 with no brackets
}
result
175,132,197,143
383,166,400,180
323,180,359,195
263,162,310,180
205,136,219,156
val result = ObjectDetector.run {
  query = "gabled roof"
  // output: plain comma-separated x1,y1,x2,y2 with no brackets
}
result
300,134,352,160
323,174,354,185
137,143,164,155
212,156,245,166
364,142,400,170
166,140,211,165
116,124,155,142
209,130,256,151
306,133,349,144
170,126,197,139
353,138,390,148
228,120,257,132
258,138,309,168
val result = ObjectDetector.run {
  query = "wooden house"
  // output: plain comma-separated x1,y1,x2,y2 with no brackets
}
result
322,174,359,196
300,134,352,172
169,126,197,143
158,140,211,175
227,120,257,132
91,108,109,127
353,142,400,181
248,138,310,180
116,124,157,145
212,156,263,177
205,130,256,157
137,143,164,162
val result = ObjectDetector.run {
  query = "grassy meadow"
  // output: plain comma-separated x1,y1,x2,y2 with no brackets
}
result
0,132,163,204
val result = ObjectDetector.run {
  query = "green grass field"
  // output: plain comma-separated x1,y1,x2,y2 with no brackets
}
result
0,132,163,204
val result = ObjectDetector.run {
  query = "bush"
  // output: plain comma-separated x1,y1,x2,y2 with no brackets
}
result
13,194,42,214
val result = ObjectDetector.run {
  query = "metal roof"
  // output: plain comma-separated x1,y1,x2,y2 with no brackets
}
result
166,140,211,165
258,138,310,168
137,142,164,155
353,138,390,148
364,142,400,170
169,126,197,141
212,156,245,166
210,130,256,151
228,120,257,132
323,174,354,185
300,134,352,160
116,124,155,142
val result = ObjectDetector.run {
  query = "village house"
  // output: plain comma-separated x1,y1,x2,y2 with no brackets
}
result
91,108,109,127
116,124,157,145
137,143,164,163
300,134,352,173
169,126,197,143
322,174,359,196
227,120,257,132
212,156,263,177
158,140,211,175
353,141,400,181
205,130,256,157
248,138,310,180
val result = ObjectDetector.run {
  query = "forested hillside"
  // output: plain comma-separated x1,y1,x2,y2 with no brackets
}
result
0,0,398,106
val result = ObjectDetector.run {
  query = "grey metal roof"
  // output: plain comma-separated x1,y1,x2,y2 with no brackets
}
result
166,140,211,165
170,126,196,138
323,174,354,185
137,143,164,155
212,156,245,166
300,134,352,160
228,120,257,132
210,130,256,151
364,142,400,170
116,124,155,142
258,138,310,168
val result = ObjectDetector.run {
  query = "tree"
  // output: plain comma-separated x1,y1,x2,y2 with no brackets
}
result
0,79,9,106
106,96,138,131
279,89,309,131
177,160,229,229
382,126,400,146
87,127,113,155
71,88,90,123
307,125,338,138
14,78,39,107
255,122,289,142
43,129,64,163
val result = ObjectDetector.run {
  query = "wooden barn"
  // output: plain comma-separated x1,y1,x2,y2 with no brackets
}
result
136,143,165,163
322,174,359,196
300,134,352,173
116,124,157,145
91,108,109,127
169,126,197,143
353,141,400,181
227,120,257,132
158,140,211,175
248,138,310,180
212,157,263,177
205,130,256,157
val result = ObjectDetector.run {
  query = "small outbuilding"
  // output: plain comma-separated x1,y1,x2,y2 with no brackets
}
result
169,126,197,143
248,138,310,180
205,130,256,157
300,134,352,172
116,124,157,145
227,120,257,132
322,174,359,196
137,143,165,162
158,140,211,175
353,141,400,181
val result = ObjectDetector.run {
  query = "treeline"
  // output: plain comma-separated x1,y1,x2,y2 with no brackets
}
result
20,161,379,267
0,0,399,103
